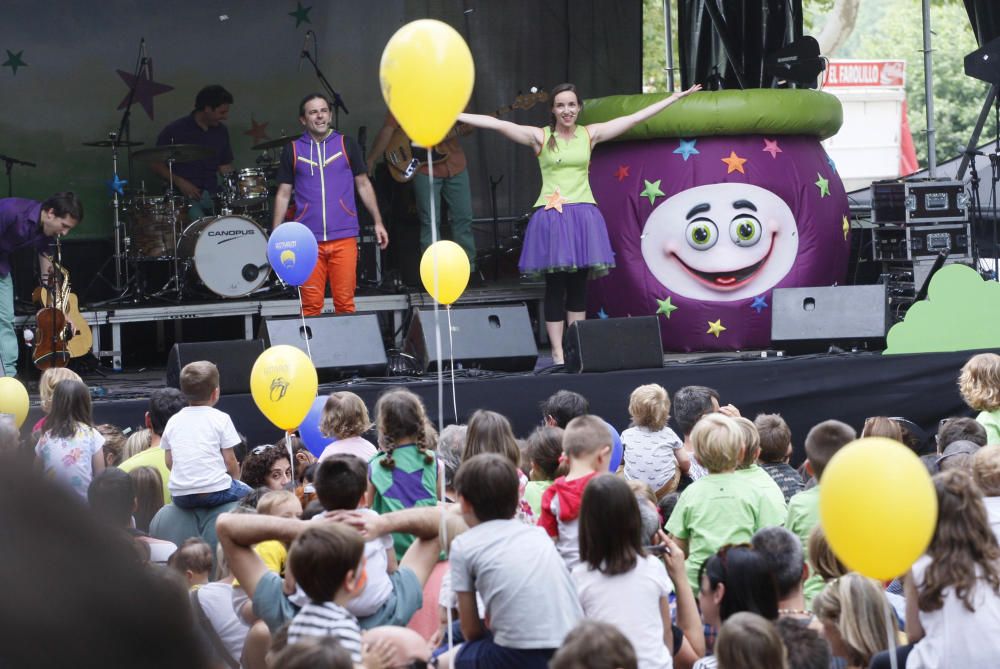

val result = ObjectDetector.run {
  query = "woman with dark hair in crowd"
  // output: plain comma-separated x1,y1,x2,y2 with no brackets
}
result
694,544,780,669
240,445,293,491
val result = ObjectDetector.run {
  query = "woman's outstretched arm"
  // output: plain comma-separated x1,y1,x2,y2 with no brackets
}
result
587,84,702,146
457,113,545,151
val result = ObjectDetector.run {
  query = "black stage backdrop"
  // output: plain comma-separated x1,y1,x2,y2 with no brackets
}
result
31,348,978,466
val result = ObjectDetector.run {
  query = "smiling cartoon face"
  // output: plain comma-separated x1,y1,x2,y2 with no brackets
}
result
641,183,799,302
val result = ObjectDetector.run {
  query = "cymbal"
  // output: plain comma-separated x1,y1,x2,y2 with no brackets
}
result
252,136,295,151
82,139,145,148
132,144,215,163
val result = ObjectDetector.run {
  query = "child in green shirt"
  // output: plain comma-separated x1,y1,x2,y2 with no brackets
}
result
524,426,563,518
666,413,772,593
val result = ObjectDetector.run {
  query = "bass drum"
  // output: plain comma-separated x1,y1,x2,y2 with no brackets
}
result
177,215,271,298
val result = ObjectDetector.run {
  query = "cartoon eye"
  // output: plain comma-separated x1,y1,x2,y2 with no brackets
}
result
730,217,762,247
685,219,718,250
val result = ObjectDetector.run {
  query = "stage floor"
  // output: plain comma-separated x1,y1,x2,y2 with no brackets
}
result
19,347,980,466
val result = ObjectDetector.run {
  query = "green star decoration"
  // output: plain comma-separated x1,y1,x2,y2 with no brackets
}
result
2,50,27,76
288,2,312,27
640,179,665,205
656,296,678,318
815,173,830,197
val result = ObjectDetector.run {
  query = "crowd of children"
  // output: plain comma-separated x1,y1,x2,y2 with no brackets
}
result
7,355,1000,669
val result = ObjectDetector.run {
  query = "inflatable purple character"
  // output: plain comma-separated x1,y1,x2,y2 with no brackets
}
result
580,89,850,351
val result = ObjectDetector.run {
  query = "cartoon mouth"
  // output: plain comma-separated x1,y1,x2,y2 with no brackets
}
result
672,237,774,291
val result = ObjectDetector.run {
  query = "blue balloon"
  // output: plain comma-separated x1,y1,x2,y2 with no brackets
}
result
604,419,623,472
299,396,335,457
268,222,318,286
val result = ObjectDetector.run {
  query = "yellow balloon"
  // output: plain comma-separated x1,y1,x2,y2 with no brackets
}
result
420,240,471,305
820,437,937,580
0,377,29,428
379,19,474,147
250,345,318,430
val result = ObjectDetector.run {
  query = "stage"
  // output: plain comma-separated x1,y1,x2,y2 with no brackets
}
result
20,345,977,466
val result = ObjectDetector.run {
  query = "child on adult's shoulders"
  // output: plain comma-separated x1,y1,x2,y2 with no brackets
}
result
162,361,251,510
621,383,689,499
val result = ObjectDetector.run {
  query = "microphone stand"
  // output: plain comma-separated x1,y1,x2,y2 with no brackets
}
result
0,153,35,197
301,46,349,131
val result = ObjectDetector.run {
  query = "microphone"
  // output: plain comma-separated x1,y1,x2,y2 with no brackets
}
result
298,30,313,71
964,148,987,157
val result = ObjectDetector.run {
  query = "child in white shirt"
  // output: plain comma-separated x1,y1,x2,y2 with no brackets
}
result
162,361,250,509
622,384,689,499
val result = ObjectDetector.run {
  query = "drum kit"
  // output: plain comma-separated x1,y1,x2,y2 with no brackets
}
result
83,134,296,302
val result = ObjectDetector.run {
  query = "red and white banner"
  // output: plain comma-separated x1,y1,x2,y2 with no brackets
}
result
822,60,906,88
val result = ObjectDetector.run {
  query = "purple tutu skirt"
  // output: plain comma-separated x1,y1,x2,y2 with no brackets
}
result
518,203,616,278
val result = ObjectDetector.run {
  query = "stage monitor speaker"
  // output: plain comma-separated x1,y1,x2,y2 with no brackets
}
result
166,339,265,395
771,285,889,350
564,316,663,373
403,304,538,373
258,313,387,380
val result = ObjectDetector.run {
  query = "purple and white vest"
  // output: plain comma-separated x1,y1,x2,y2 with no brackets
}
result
291,131,358,242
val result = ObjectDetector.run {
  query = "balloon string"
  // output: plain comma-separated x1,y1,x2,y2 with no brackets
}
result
447,305,458,421
427,149,453,652
286,429,296,488
884,595,899,669
296,286,313,362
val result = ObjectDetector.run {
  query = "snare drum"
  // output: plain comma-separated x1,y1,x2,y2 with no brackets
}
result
126,194,189,258
224,168,270,207
177,215,271,298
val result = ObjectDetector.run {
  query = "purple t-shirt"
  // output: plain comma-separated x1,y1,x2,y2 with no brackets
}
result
156,114,234,195
0,198,51,277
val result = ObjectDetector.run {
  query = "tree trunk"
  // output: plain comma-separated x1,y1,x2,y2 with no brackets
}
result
816,0,863,56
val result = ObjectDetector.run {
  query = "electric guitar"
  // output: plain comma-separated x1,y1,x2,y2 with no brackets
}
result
384,90,549,183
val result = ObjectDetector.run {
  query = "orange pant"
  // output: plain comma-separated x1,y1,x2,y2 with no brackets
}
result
300,237,357,315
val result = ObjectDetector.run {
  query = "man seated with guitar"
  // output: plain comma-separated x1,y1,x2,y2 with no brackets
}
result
368,111,477,274
0,192,82,376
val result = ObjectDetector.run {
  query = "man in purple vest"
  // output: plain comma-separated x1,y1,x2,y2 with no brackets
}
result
272,94,388,315
0,193,82,376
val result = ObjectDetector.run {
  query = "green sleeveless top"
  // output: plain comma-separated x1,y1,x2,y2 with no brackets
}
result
533,126,597,208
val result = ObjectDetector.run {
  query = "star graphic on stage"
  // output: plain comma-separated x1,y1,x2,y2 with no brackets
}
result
289,1,313,27
721,151,747,174
614,165,630,182
116,59,174,120
674,138,699,161
245,116,270,144
2,49,27,76
762,138,782,159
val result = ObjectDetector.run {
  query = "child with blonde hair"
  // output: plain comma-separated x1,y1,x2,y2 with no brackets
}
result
959,352,1000,444
32,367,83,434
666,413,776,592
317,391,376,463
539,414,612,569
622,383,689,499
973,444,1000,538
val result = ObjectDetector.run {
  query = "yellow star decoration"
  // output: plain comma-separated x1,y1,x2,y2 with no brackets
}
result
842,215,850,240
707,319,727,338
544,188,568,213
721,151,747,174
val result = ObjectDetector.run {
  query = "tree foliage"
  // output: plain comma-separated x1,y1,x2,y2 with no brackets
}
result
642,0,983,167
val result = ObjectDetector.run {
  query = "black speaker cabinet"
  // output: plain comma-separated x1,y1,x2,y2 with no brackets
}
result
258,313,387,380
564,316,663,373
166,339,265,395
404,304,538,372
771,285,889,350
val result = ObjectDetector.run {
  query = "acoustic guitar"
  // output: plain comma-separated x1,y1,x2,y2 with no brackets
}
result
384,90,550,183
35,262,93,360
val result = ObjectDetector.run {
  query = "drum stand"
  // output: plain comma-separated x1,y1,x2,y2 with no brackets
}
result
150,156,187,302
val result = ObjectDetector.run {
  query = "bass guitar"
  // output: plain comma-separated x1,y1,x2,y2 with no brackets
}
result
384,90,549,183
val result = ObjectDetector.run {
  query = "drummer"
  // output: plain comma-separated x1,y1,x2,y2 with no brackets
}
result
151,85,234,218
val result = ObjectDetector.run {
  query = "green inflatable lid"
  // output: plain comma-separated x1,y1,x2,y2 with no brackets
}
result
578,89,843,141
